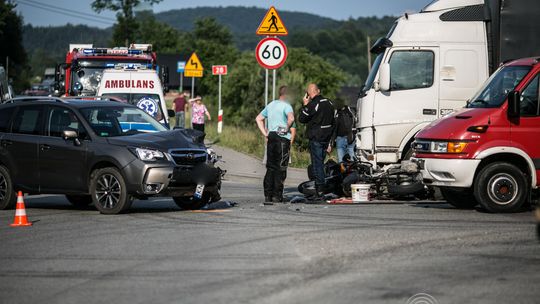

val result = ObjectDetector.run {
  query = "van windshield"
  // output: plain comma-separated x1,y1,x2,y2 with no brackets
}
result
80,106,167,137
101,93,164,122
468,66,531,108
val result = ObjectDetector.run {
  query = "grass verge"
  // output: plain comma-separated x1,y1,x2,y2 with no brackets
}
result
165,94,310,168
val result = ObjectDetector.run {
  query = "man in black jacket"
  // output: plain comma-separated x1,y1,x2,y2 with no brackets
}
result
299,83,335,197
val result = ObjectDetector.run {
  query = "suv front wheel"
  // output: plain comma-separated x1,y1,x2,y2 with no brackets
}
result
474,162,528,213
90,167,132,214
0,165,16,210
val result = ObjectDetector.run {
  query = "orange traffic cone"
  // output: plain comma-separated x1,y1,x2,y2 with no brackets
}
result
10,191,32,227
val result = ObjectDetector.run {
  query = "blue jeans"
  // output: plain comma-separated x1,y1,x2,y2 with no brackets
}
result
309,140,328,186
336,136,355,162
174,112,185,128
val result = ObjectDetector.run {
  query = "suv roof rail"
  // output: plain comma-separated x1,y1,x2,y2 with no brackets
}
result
61,96,125,103
3,96,67,104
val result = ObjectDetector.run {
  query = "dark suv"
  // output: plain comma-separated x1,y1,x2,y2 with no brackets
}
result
0,97,223,214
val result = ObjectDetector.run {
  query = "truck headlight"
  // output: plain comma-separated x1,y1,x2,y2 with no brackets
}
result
134,148,164,161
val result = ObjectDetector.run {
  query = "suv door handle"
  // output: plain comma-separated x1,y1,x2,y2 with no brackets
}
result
0,140,12,147
40,144,51,151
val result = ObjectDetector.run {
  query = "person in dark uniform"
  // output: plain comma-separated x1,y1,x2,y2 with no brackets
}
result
298,83,335,198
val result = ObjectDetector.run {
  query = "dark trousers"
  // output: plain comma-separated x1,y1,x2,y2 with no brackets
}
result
264,132,290,199
192,123,205,133
309,140,328,186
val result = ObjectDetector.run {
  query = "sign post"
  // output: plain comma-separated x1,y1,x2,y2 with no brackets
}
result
184,52,204,98
256,6,288,105
177,61,186,92
256,7,289,164
212,65,228,134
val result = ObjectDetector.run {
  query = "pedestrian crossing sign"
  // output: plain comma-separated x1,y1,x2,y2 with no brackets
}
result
184,52,204,78
256,6,288,36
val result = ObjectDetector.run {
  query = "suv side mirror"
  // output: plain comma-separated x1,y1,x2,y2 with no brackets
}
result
378,63,391,92
167,109,175,118
507,90,521,119
63,130,81,146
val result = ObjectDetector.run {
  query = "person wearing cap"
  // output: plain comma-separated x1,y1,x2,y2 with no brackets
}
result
255,85,295,203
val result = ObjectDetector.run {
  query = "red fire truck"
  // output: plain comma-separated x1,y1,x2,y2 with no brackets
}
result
54,44,168,96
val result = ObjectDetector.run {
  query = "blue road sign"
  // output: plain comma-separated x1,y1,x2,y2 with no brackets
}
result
177,61,186,73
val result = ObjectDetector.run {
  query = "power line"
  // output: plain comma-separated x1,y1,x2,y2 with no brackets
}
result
23,0,116,22
16,0,114,24
16,0,115,25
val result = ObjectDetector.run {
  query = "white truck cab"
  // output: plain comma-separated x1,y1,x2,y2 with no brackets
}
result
357,0,540,165
97,65,171,127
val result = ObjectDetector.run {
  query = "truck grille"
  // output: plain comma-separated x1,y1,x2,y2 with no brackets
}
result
169,149,207,166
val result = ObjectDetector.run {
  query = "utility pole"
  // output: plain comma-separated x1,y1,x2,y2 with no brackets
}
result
367,36,372,72
5,56,9,78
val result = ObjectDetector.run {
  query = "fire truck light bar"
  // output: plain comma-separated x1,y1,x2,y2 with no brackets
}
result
81,48,145,56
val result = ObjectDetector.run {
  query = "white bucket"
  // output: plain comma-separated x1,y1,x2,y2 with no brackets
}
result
351,184,372,202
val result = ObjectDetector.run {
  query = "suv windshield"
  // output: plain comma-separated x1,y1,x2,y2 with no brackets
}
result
468,66,531,108
101,93,164,121
80,106,167,137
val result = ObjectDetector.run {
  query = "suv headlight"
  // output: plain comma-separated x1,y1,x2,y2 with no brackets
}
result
134,148,165,161
207,148,217,164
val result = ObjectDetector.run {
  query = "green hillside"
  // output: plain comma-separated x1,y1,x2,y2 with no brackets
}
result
22,6,396,83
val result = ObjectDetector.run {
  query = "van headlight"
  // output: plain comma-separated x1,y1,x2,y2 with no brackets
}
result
414,141,468,154
133,148,165,161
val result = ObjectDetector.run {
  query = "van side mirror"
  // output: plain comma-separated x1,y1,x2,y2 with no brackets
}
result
507,90,521,119
167,109,175,118
378,63,391,92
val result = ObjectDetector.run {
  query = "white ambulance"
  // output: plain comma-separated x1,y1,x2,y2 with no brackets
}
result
97,64,172,128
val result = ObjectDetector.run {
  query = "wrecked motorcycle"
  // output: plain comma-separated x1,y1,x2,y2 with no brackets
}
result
298,156,429,200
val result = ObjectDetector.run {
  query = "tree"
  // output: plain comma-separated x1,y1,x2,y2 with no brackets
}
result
0,0,29,92
135,11,186,53
184,18,240,100
91,0,162,46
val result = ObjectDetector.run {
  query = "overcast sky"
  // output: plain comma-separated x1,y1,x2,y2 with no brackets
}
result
15,0,432,28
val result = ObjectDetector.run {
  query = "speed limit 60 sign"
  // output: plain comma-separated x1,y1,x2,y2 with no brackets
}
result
255,37,288,70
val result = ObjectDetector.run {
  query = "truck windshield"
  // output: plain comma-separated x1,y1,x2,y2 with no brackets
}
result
468,66,531,108
361,53,384,95
72,59,152,95
80,106,167,137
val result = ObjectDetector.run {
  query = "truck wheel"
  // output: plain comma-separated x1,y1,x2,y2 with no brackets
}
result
0,165,16,210
440,187,478,209
474,162,528,213
90,167,132,214
65,195,93,207
173,193,212,210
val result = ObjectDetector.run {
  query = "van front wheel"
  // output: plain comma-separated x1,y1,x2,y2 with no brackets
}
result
474,162,528,213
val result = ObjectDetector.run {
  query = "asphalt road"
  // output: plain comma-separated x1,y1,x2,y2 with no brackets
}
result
1,178,539,304
1,146,539,304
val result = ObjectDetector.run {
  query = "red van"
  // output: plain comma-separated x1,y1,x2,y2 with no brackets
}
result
413,57,540,213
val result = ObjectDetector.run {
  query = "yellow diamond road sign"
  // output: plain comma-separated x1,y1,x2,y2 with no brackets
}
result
256,6,288,36
184,52,203,78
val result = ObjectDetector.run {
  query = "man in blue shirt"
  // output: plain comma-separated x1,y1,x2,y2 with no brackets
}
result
256,86,295,203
